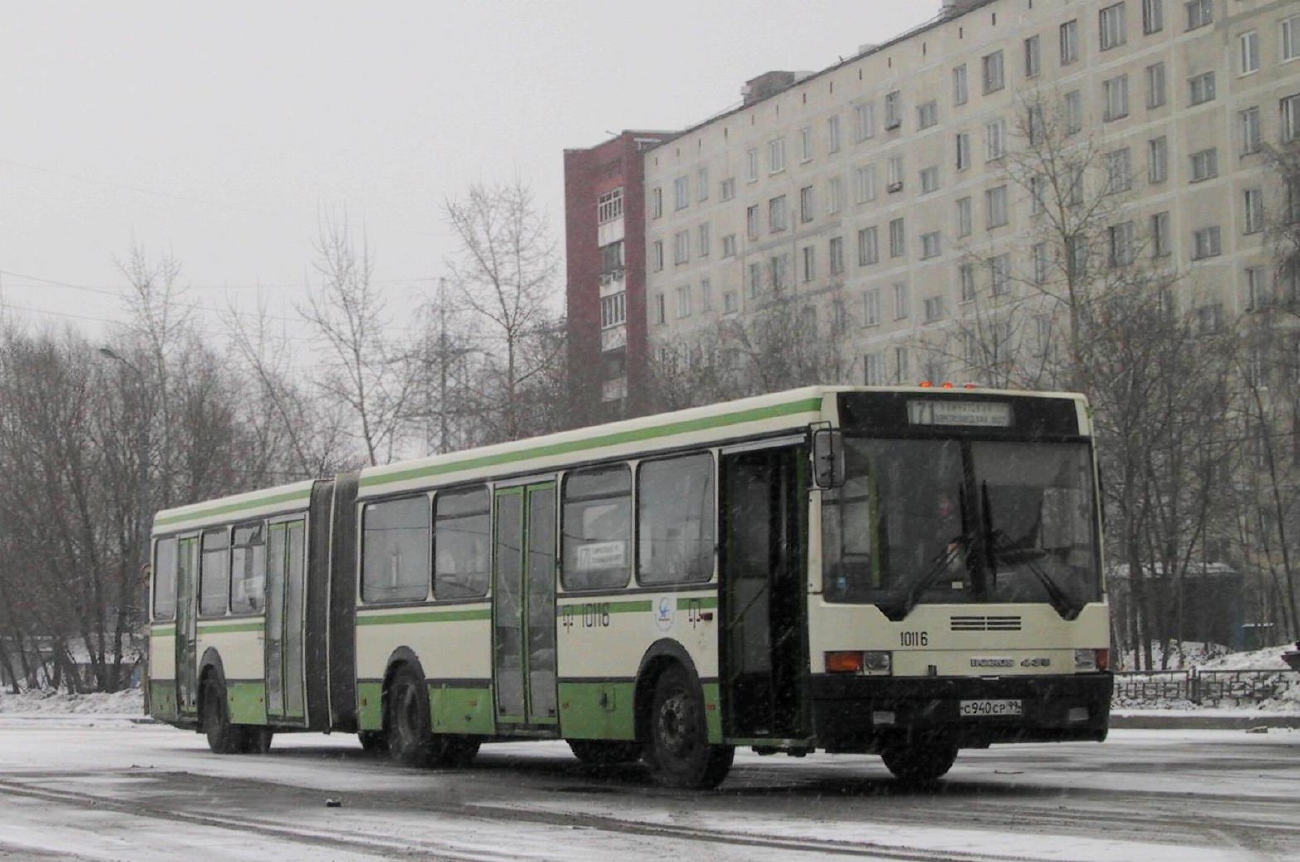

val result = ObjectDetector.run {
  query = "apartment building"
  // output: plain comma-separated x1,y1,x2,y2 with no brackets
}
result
622,0,1300,400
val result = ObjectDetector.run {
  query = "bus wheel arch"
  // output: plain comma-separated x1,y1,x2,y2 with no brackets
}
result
635,642,733,789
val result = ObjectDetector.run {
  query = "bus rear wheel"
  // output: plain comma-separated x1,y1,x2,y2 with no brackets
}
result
646,666,733,789
202,676,242,754
880,743,958,784
385,668,434,767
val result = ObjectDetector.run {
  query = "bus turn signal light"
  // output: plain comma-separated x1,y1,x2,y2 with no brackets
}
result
825,651,863,673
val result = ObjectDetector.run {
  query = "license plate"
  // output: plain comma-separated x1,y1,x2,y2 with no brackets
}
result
960,699,1023,717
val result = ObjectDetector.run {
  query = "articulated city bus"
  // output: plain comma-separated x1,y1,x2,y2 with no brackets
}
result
146,385,1111,788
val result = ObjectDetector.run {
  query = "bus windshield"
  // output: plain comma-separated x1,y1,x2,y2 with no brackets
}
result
821,437,1101,619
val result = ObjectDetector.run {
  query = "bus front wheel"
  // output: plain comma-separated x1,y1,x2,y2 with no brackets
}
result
646,666,733,789
202,676,241,754
880,743,958,784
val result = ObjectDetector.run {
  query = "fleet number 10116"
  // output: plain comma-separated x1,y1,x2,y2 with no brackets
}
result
899,631,929,647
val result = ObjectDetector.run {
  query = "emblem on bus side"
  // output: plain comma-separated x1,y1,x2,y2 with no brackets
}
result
654,597,675,632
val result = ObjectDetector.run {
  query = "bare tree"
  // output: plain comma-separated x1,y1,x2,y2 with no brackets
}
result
299,213,417,465
443,181,564,443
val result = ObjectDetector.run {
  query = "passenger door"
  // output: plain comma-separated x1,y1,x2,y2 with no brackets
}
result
265,519,307,722
719,445,808,740
493,482,558,728
175,536,200,719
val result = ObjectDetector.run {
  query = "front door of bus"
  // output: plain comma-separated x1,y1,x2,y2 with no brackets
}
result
175,536,200,719
493,482,558,728
720,445,807,740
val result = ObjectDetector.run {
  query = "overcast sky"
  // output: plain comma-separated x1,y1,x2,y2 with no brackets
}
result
0,1,938,343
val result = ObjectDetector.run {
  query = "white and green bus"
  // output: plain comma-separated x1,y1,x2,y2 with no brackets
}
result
146,385,1111,788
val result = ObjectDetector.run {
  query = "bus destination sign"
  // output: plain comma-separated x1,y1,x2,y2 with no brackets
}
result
908,399,1013,428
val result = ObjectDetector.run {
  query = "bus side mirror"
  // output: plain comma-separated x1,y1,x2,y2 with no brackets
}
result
812,428,845,489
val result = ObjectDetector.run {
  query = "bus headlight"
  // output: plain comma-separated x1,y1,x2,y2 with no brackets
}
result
825,650,892,675
1074,648,1109,672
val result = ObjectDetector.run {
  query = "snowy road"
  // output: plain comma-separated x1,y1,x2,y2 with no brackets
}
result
0,716,1296,861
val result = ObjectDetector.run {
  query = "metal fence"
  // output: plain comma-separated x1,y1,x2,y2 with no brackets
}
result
1113,668,1297,706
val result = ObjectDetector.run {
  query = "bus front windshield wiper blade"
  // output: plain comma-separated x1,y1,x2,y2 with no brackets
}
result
980,481,1086,620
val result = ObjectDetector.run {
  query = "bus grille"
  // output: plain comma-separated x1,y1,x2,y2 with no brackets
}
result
950,615,1022,632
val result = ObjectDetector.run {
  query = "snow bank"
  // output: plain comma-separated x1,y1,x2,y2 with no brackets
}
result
0,688,144,715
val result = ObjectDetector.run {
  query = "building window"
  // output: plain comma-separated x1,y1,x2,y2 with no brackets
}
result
917,100,938,129
769,195,788,232
1029,174,1047,214
722,233,737,257
599,240,624,278
1185,0,1212,31
597,188,624,224
1196,303,1224,334
800,185,815,222
894,346,910,384
887,155,904,192
956,132,972,170
746,148,759,182
651,187,663,218
982,50,1005,93
769,254,788,290
720,177,735,201
956,196,973,237
1192,226,1222,260
600,291,626,328
697,168,709,202
674,176,689,210
652,240,664,271
1106,147,1132,193
1023,35,1041,78
723,290,738,313
1109,221,1136,266
1143,0,1164,34
1282,94,1300,143
1103,74,1129,121
1244,187,1264,235
769,138,786,173
889,218,906,258
920,166,939,194
923,295,946,322
1240,31,1259,75
827,177,844,214
1148,136,1168,183
1246,266,1268,310
653,293,666,324
700,279,713,312
864,351,885,384
959,263,976,301
1064,90,1083,135
673,230,690,264
885,91,902,129
748,262,763,297
985,185,1009,229
894,282,910,320
827,115,842,153
855,165,877,203
952,64,968,105
1189,71,1216,106
675,285,692,319
1032,242,1049,286
1100,3,1127,51
698,222,710,256
855,103,875,141
990,254,1012,296
800,126,813,161
1240,107,1261,155
863,289,881,326
858,226,879,265
1146,62,1167,108
1190,148,1218,182
920,231,942,259
1027,104,1046,146
1285,15,1300,62
984,118,1007,160
829,236,845,275
1060,19,1080,65
1151,211,1171,258
746,205,759,239
802,245,816,282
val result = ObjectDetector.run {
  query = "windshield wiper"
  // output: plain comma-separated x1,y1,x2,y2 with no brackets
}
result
881,486,969,621
981,481,1086,620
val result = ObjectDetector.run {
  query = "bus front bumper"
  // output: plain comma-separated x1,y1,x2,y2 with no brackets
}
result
809,673,1112,752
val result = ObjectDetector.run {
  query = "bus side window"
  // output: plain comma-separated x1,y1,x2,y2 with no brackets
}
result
637,453,715,586
153,536,178,621
361,496,431,604
230,522,267,614
199,529,231,617
434,486,491,600
561,465,631,591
